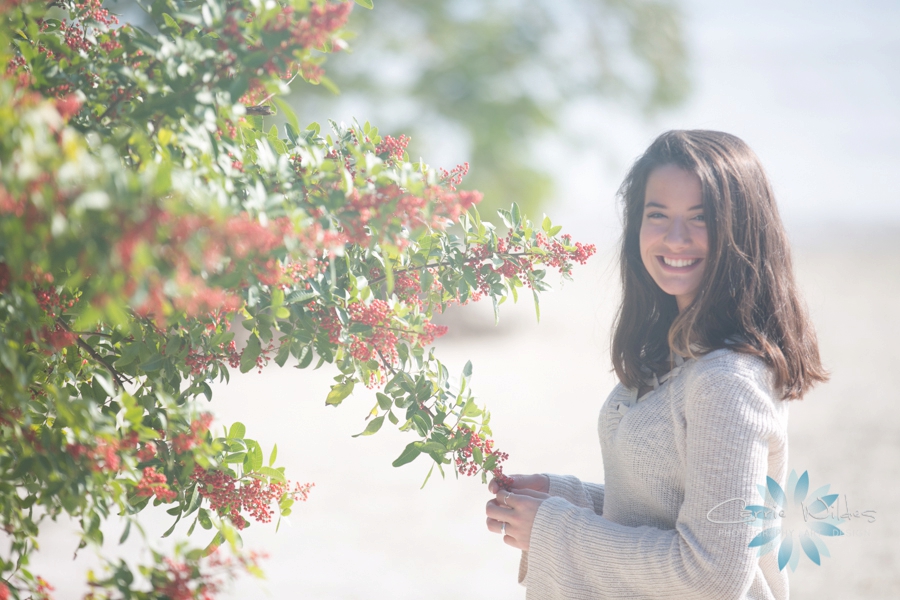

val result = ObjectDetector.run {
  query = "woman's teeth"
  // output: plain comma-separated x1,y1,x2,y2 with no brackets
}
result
662,257,699,267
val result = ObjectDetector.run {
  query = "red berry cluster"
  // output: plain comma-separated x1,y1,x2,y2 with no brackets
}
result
346,300,397,363
300,60,325,83
300,2,354,48
314,298,449,384
191,467,313,530
30,577,53,600
67,437,122,473
451,428,510,483
438,162,470,191
34,286,75,319
224,1,352,88
149,548,267,600
532,233,596,275
54,94,82,120
375,134,410,161
116,211,297,324
136,467,177,503
136,441,157,462
424,187,483,227
171,414,214,454
156,556,218,600
224,341,241,369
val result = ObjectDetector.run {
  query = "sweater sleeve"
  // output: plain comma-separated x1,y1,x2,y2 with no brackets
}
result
546,474,605,514
521,361,783,599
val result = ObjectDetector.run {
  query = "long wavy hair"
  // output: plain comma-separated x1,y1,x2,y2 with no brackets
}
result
611,130,828,400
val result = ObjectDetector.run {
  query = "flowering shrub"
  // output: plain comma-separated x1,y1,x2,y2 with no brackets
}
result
0,0,595,596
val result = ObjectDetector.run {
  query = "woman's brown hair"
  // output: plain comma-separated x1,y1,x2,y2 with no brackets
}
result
611,130,828,400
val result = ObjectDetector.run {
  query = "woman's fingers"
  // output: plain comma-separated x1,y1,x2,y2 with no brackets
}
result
486,516,509,535
508,488,551,500
488,473,549,494
486,494,539,551
485,497,513,521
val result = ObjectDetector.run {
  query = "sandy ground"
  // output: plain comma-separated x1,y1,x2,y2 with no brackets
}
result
28,224,900,599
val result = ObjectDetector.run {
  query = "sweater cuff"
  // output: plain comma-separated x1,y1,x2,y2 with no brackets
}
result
522,495,588,591
547,474,593,510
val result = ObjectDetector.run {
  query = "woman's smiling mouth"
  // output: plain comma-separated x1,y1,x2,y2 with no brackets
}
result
658,256,702,269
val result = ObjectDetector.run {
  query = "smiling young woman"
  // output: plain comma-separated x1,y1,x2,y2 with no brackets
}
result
484,130,829,599
639,164,708,312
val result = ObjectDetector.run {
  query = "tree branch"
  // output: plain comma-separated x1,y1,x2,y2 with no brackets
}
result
368,251,531,286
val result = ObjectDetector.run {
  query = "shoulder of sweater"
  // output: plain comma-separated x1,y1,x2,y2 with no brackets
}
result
693,347,770,379
685,348,779,407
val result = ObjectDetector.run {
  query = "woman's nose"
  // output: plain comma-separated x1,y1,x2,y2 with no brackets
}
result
664,218,692,247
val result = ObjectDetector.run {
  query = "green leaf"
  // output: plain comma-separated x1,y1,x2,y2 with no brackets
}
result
462,398,482,417
273,97,300,134
228,422,246,439
420,464,435,489
511,202,522,226
271,287,285,307
240,334,262,373
139,354,166,372
285,290,317,305
326,380,355,406
384,259,394,295
376,393,392,410
296,345,315,369
354,0,374,8
205,531,225,555
542,215,552,233
118,520,132,545
162,12,182,35
548,225,563,236
275,342,291,367
462,360,473,379
268,443,278,467
352,416,384,437
483,453,498,472
161,512,182,538
392,442,422,467
532,289,541,322
258,466,286,483
246,440,264,472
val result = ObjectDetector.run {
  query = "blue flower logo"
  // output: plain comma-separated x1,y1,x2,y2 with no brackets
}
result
746,469,845,571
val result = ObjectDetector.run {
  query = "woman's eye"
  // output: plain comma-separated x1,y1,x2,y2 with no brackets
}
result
694,214,706,223
646,212,665,219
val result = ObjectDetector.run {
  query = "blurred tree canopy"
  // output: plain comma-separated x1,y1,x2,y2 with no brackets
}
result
293,0,689,216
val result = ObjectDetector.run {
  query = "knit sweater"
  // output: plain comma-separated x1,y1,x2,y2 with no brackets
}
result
519,348,790,599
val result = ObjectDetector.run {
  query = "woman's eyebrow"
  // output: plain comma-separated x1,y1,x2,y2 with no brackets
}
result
644,201,704,210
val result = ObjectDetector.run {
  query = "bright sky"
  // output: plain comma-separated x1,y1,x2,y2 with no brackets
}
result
553,0,900,243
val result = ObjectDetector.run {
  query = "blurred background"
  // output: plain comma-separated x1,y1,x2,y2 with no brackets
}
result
35,0,899,597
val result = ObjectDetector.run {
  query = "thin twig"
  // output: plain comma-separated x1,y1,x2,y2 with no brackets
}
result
246,72,302,116
368,251,531,286
57,319,133,390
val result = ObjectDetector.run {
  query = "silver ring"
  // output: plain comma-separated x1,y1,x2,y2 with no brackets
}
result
501,522,507,536
503,491,511,507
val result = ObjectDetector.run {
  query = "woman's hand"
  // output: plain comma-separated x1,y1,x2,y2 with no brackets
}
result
488,473,550,495
486,488,550,551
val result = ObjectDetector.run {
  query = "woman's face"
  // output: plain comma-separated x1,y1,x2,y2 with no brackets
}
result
639,165,708,312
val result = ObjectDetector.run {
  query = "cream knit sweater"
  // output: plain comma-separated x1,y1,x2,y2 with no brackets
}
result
519,348,790,599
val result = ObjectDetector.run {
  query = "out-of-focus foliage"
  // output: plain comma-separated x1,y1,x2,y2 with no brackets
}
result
295,0,689,216
0,0,596,596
